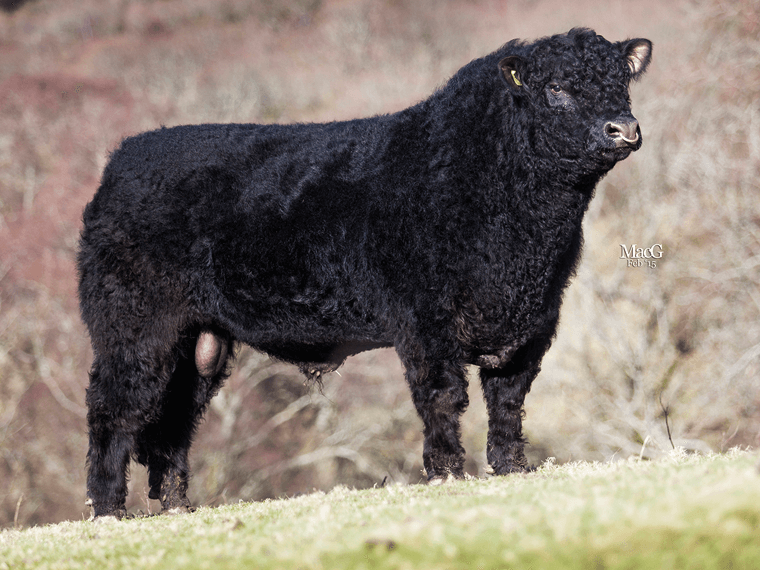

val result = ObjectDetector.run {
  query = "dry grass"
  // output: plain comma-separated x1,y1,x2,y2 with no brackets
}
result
1,450,758,570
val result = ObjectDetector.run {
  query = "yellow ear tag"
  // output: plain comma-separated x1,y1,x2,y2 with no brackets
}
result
511,69,522,86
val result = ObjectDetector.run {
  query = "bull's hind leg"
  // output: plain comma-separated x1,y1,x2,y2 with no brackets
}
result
85,388,133,519
135,329,231,514
85,355,164,519
479,337,552,474
399,345,469,482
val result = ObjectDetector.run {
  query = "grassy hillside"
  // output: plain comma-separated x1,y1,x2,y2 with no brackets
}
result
2,450,758,569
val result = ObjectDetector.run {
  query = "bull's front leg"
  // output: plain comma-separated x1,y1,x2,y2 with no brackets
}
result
400,347,470,482
479,337,551,475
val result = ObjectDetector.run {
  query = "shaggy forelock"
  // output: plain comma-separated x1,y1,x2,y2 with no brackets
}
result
526,28,633,112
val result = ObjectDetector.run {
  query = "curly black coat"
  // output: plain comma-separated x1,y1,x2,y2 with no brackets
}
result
78,28,652,518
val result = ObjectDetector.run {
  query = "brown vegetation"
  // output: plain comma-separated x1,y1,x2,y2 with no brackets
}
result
0,0,757,527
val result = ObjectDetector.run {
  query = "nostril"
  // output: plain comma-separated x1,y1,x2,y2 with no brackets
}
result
605,122,620,137
605,120,639,144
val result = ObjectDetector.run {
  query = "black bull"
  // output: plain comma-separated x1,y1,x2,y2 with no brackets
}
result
78,28,651,518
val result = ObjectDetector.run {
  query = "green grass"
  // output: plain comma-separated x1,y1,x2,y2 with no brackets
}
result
2,449,758,570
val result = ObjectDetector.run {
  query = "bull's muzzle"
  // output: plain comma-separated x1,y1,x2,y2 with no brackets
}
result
604,119,640,149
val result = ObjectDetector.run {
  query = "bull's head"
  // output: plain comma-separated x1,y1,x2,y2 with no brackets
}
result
498,29,652,172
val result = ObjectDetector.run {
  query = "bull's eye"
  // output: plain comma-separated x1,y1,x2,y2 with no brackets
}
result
546,82,574,110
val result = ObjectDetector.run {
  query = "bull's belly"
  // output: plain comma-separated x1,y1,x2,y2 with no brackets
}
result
254,338,393,367
212,278,394,362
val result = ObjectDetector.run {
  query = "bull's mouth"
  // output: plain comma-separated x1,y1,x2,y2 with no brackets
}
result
600,136,641,163
594,146,633,167
608,146,636,160
581,123,643,167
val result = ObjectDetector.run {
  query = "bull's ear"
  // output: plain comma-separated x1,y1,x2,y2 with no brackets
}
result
499,55,527,90
621,38,652,80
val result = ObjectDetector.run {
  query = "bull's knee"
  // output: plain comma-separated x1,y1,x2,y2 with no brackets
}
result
195,330,228,378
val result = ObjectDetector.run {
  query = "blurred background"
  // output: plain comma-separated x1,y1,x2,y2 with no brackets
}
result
0,0,758,527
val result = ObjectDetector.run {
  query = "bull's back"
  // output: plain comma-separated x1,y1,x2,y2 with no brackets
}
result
80,120,399,345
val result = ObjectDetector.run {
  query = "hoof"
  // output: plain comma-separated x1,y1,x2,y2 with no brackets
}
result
86,498,127,521
92,514,121,524
427,472,459,486
487,462,531,476
162,505,193,516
